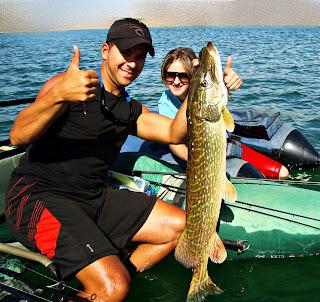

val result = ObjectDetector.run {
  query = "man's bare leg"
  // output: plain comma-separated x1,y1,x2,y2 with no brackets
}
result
75,255,130,302
74,200,185,301
130,199,186,271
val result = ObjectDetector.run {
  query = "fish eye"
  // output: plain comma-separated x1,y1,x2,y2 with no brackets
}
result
201,80,208,87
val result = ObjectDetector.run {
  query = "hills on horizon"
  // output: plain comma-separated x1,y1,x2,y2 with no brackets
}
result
134,0,320,27
0,0,319,33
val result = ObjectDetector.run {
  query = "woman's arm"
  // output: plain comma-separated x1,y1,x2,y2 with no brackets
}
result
169,144,188,161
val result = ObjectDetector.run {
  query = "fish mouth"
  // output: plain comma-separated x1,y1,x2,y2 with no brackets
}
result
207,41,216,53
190,41,226,108
207,41,219,60
198,42,217,72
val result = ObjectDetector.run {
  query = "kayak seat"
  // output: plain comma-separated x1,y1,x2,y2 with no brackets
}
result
231,109,283,140
0,151,24,217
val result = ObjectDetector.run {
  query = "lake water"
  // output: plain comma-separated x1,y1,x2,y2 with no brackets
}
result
0,26,319,301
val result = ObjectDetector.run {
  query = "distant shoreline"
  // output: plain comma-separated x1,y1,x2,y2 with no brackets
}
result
1,24,319,34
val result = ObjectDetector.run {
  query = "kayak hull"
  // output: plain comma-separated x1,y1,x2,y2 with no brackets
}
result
112,152,320,260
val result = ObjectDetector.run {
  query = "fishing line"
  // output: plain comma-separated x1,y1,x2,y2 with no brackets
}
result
13,263,87,299
232,177,320,186
0,254,102,302
228,204,320,231
0,268,61,301
148,179,185,195
146,178,320,226
129,170,320,187
233,200,320,222
0,281,51,301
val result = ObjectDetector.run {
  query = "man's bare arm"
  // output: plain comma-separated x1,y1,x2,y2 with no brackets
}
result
10,46,99,146
136,98,188,144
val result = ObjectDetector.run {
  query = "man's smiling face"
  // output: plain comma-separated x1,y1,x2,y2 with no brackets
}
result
102,42,148,91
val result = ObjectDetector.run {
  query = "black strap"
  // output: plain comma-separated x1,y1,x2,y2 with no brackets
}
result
0,98,34,107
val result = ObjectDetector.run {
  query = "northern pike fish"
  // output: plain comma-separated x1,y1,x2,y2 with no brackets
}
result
175,42,237,302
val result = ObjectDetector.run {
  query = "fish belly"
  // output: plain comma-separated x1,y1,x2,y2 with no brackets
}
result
187,119,226,234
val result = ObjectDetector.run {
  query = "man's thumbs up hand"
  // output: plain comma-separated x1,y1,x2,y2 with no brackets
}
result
58,46,99,103
68,45,81,71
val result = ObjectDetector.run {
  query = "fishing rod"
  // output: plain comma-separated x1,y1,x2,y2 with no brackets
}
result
142,178,320,229
229,204,320,231
0,98,35,107
145,176,320,220
147,179,186,195
126,169,320,187
0,254,102,302
234,200,320,223
0,98,34,152
0,268,88,302
0,280,46,302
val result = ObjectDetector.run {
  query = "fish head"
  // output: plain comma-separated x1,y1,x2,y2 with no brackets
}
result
206,42,228,108
188,42,228,123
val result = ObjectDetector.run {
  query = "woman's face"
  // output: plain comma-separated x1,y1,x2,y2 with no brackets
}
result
165,59,190,102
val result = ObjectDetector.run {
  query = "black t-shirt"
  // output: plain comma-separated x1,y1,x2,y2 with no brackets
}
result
13,89,142,199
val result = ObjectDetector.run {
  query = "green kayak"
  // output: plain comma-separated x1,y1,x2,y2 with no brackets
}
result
111,152,320,260
0,148,319,301
0,150,319,262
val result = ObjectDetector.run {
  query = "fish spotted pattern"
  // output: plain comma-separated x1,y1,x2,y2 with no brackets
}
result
174,42,237,302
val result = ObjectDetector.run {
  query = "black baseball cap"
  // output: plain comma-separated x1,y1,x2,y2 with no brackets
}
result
106,18,155,57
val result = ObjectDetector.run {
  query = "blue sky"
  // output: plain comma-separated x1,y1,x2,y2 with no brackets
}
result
1,0,319,32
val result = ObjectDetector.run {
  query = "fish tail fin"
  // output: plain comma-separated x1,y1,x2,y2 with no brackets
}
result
223,178,237,202
222,106,235,132
187,266,223,302
209,232,227,264
175,230,197,268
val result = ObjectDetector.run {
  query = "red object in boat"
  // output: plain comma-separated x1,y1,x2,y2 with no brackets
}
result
241,144,285,179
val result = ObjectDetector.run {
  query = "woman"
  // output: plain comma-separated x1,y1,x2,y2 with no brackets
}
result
158,47,242,161
158,47,289,179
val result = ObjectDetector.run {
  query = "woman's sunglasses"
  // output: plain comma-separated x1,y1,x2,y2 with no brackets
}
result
165,72,190,84
101,87,133,124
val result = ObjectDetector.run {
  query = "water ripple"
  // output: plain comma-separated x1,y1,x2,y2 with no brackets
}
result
0,27,319,151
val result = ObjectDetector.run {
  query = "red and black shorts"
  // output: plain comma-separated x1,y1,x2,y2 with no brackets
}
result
5,175,157,279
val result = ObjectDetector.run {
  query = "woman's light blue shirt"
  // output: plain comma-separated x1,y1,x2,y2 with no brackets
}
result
158,90,182,119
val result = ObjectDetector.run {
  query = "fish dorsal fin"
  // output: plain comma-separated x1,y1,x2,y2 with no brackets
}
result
223,178,237,202
209,232,227,264
222,107,235,132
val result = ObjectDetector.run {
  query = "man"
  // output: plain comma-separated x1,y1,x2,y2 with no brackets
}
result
6,18,239,301
6,18,188,302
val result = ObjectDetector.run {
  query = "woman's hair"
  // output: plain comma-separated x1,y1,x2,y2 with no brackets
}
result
161,47,197,83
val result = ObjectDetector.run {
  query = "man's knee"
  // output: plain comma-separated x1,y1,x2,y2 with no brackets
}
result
79,271,131,302
76,256,131,302
168,208,186,243
174,208,186,231
100,272,131,302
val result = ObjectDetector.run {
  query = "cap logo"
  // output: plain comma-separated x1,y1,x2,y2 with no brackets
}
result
130,26,145,37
